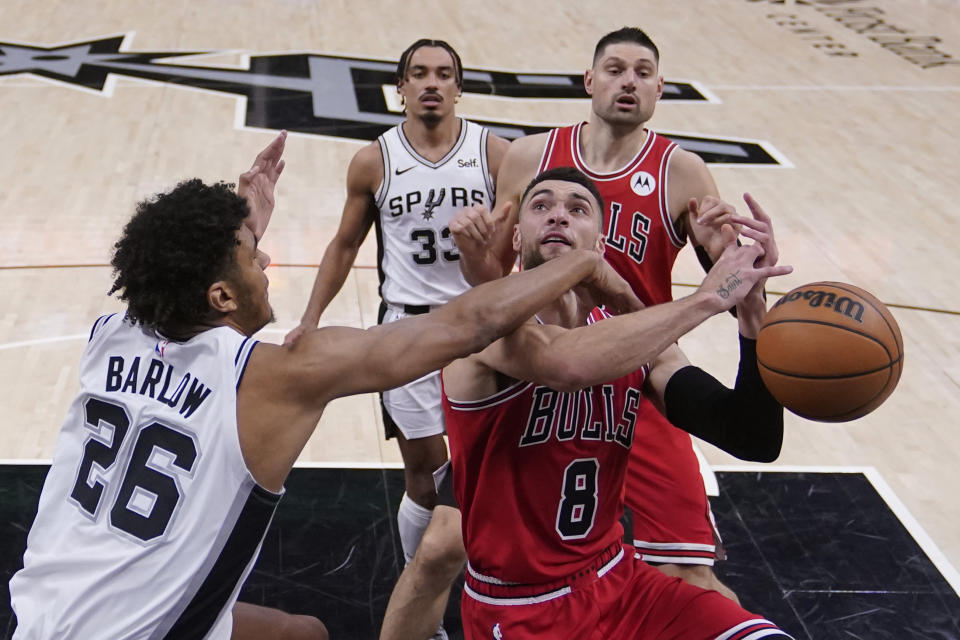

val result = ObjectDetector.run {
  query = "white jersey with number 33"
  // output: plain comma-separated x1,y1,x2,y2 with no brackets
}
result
374,118,495,307
10,313,280,640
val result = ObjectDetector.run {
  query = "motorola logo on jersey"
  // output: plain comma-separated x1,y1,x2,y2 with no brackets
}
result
629,171,657,197
0,35,788,166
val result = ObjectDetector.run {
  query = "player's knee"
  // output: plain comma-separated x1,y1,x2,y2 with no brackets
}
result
404,480,439,510
417,523,466,579
282,614,328,640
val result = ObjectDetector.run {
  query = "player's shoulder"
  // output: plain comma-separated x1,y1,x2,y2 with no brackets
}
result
503,131,550,167
346,141,385,191
351,140,384,169
666,144,708,177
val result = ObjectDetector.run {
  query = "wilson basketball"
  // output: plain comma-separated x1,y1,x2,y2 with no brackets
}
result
757,282,903,422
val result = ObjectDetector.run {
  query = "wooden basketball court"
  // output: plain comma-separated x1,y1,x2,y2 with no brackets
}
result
2,0,959,633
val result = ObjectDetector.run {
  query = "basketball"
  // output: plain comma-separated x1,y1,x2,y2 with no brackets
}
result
757,282,904,422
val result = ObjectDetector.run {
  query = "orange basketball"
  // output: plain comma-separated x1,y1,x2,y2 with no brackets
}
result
757,282,904,422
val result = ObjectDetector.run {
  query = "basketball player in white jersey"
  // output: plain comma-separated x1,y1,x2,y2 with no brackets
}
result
8,131,633,639
283,39,508,639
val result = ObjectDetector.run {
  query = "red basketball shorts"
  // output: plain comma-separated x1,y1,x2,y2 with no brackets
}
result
462,545,789,640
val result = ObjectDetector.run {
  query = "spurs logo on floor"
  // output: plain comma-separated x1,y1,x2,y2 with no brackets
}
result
0,34,787,165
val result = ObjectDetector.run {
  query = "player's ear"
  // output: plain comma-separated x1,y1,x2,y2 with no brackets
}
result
595,233,606,256
207,280,238,315
512,222,522,253
584,69,594,96
656,74,664,100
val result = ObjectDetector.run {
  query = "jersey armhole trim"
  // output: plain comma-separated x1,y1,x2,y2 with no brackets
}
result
88,313,118,342
235,339,260,390
375,136,390,209
660,144,686,249
446,380,534,411
536,128,559,174
480,127,496,203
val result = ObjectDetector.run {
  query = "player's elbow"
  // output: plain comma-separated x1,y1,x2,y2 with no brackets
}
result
732,418,784,463
540,359,593,393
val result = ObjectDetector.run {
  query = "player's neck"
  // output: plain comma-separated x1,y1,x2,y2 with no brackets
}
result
162,316,249,342
580,119,649,172
535,290,591,330
401,116,462,162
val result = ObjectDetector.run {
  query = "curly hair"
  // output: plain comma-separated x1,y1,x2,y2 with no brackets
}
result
109,179,249,336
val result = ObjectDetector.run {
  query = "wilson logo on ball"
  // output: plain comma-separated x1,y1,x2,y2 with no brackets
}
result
771,288,866,324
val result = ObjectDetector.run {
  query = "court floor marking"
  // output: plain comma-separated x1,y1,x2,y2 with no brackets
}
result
715,464,960,597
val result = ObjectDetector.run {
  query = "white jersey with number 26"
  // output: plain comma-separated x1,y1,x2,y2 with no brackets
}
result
10,313,280,640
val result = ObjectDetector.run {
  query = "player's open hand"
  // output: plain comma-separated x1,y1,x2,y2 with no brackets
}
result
449,203,497,251
239,130,287,240
700,218,792,312
283,322,312,346
687,196,742,260
731,193,779,271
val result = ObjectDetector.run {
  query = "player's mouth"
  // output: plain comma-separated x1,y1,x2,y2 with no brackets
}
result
615,94,637,108
541,232,572,246
420,93,443,106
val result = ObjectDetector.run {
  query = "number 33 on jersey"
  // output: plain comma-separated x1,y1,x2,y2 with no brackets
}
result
374,119,496,307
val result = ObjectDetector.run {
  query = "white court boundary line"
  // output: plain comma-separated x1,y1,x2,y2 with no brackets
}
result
714,464,960,597
0,334,87,351
2,458,957,594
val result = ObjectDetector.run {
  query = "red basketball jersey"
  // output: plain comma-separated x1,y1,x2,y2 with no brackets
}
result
537,123,683,306
444,310,648,584
539,123,718,561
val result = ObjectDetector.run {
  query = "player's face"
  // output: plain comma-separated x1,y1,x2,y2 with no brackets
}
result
397,46,460,124
229,225,274,334
585,42,663,128
513,180,605,270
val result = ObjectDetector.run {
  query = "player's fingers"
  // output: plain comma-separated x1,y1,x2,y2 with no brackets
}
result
493,200,514,223
719,222,738,247
474,213,492,238
757,264,793,279
737,226,770,244
742,192,772,223
463,224,485,245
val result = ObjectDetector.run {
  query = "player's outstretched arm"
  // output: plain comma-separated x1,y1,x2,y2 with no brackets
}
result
469,226,790,393
283,144,380,345
238,249,609,491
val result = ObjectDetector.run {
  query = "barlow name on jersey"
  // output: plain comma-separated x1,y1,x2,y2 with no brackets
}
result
105,355,213,418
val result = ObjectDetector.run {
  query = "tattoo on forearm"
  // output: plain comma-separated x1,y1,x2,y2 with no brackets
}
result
716,270,743,299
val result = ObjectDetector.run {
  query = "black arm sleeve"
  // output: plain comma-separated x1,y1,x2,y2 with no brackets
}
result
663,335,783,462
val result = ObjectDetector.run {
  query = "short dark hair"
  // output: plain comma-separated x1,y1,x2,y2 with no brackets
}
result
519,166,605,228
109,179,249,336
593,27,660,65
396,39,463,87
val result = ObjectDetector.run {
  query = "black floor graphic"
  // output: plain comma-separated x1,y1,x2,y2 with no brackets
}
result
1,467,957,639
